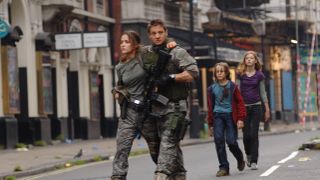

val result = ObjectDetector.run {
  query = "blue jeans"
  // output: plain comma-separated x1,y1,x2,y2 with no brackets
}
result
242,104,263,164
213,112,244,170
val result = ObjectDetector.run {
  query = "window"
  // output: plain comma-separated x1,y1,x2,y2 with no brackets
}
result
94,0,106,16
89,71,100,121
36,52,53,115
1,46,20,114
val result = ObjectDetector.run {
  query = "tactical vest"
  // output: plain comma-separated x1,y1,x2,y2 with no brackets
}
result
142,47,189,102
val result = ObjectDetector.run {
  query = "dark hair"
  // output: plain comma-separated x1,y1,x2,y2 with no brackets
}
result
120,30,141,61
147,19,167,33
122,30,141,45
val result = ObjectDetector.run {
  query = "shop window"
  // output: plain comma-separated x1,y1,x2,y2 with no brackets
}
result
94,0,106,16
1,46,20,114
36,52,53,115
89,71,100,121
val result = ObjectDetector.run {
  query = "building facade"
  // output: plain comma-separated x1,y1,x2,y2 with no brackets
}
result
0,0,117,149
204,0,320,124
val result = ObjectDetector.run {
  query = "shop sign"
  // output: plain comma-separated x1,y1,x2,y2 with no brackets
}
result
300,48,320,65
55,33,82,50
0,19,9,39
83,32,108,48
217,47,247,62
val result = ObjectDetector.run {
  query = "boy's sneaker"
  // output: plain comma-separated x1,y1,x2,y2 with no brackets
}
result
251,163,258,170
216,169,229,177
246,156,251,167
237,160,245,171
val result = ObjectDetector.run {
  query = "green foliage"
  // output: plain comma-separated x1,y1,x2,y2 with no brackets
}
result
4,176,16,180
0,144,5,150
73,160,86,165
34,140,47,147
15,143,26,148
55,164,65,170
314,143,320,150
13,165,22,172
93,155,103,162
129,149,149,157
54,134,64,141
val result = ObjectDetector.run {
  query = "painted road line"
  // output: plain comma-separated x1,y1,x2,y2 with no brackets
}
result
278,151,299,164
260,165,280,177
260,151,299,177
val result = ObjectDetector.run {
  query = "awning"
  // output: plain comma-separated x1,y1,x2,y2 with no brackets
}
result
1,26,23,46
35,32,55,51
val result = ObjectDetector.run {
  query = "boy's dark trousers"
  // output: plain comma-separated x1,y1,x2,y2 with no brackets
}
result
213,112,244,170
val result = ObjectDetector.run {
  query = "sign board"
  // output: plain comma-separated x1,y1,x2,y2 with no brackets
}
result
217,47,247,62
0,19,9,39
299,48,320,65
83,32,108,48
55,33,82,50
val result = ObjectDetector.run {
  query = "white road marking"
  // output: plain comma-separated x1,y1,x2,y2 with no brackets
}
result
260,165,280,177
278,151,299,164
260,151,299,177
21,160,108,180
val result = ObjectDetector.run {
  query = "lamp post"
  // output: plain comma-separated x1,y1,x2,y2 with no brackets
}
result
188,0,202,138
206,2,222,63
252,19,271,130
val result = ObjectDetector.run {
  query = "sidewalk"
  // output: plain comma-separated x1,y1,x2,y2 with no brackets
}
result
1,120,319,179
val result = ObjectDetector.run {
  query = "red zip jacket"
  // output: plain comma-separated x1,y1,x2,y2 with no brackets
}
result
207,81,247,127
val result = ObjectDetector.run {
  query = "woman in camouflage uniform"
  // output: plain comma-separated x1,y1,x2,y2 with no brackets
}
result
111,31,175,180
111,30,159,180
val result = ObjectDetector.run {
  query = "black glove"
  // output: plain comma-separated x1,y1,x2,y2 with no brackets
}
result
155,74,175,87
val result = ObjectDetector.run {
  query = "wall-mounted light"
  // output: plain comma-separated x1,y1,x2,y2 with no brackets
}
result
252,19,265,36
290,39,298,44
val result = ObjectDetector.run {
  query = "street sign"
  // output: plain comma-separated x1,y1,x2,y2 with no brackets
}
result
83,32,108,48
55,33,82,50
0,19,9,39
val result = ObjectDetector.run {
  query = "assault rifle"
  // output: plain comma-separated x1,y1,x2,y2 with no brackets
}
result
137,49,172,138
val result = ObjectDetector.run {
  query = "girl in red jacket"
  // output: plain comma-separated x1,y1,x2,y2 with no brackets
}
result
207,62,247,177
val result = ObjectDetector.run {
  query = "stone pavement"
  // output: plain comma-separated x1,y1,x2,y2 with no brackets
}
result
0,120,319,179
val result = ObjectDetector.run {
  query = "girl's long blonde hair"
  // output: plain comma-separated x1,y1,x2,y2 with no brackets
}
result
237,51,262,76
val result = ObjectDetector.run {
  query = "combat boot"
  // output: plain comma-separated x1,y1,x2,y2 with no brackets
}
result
174,172,186,180
111,175,126,180
154,172,169,180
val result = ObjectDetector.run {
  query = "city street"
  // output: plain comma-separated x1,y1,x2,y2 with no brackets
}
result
22,130,320,180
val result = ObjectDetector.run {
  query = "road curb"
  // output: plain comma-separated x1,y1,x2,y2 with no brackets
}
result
0,155,111,179
2,126,319,179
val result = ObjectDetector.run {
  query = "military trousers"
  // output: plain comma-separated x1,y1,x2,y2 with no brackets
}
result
155,111,187,177
112,107,160,178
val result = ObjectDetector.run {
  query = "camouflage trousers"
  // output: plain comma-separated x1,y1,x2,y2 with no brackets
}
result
112,107,160,178
155,111,187,176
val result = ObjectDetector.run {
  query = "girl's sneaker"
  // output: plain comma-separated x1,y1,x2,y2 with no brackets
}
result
251,163,258,170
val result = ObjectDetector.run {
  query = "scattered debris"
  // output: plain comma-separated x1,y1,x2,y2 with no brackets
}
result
298,157,311,162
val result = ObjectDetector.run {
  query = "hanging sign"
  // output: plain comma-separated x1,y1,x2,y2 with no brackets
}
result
0,19,9,39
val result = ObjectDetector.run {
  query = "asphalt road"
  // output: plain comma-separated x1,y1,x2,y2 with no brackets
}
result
22,130,320,180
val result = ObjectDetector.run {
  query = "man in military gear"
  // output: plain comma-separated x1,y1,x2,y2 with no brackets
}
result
142,19,199,180
111,30,177,180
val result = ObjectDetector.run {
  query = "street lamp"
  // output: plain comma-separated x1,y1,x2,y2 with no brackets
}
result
206,2,222,24
252,19,266,36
